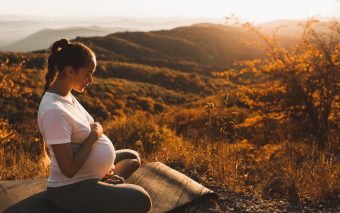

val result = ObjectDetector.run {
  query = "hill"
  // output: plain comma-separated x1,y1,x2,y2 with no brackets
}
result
1,26,135,52
70,24,274,74
0,15,224,50
0,22,298,119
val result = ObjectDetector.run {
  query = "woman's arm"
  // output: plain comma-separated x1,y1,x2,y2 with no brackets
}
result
52,122,103,178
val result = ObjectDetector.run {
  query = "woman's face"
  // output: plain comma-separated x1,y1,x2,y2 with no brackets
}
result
71,60,96,92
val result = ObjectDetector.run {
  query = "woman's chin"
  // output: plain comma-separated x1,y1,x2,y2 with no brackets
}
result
73,87,85,93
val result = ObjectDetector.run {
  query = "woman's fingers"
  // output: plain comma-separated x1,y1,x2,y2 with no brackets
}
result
101,168,115,180
104,178,124,184
104,175,125,185
112,175,125,182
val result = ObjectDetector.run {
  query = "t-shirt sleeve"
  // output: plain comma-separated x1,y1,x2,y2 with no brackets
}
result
41,109,72,145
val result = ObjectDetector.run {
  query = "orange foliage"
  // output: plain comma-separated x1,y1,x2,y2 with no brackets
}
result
215,19,340,149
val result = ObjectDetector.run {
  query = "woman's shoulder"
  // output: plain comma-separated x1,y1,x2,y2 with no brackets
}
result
38,94,69,117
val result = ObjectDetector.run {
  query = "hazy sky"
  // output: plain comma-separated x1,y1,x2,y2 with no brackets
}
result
1,0,339,22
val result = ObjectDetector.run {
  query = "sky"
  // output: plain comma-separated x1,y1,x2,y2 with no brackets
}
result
0,0,339,23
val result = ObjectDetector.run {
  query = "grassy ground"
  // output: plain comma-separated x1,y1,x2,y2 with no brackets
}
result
1,112,339,212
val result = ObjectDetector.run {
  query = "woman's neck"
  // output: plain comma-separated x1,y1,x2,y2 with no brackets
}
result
48,80,72,97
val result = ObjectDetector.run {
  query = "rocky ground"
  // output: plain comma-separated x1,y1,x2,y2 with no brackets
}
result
169,166,340,213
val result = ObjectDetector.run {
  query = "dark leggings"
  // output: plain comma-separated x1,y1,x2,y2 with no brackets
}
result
47,149,152,213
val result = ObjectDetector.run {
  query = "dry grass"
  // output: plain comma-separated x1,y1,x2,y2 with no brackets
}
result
0,118,50,180
145,137,339,202
104,112,339,202
0,111,339,204
0,148,49,180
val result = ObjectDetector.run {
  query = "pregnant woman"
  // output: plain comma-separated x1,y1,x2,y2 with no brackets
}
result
37,38,152,213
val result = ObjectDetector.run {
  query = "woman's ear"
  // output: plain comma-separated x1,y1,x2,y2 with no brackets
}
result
63,65,76,78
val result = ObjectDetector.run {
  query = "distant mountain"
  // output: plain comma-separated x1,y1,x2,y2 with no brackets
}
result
0,20,47,47
0,26,135,52
0,15,224,49
72,23,287,74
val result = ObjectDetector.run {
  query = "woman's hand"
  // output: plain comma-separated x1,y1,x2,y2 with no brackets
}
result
90,122,103,139
103,175,125,185
101,167,115,181
101,167,125,185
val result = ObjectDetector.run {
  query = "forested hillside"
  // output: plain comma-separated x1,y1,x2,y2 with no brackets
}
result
2,23,284,119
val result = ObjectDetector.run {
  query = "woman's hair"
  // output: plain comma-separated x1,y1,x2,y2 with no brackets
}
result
43,38,96,95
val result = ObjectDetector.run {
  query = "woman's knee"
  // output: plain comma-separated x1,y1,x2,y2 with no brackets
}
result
137,189,152,213
115,149,141,164
126,149,141,163
131,158,141,169
125,184,152,212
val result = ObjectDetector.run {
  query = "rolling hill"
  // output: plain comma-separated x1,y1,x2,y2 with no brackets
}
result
1,26,135,52
0,15,224,50
1,22,299,119
71,23,298,74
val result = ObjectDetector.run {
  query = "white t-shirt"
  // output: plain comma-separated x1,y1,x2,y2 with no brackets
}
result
37,91,116,187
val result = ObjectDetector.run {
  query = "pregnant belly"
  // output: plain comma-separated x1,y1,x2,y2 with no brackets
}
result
76,134,116,178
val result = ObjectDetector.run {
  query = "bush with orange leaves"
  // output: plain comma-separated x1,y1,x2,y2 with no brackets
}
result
214,19,340,150
0,58,49,180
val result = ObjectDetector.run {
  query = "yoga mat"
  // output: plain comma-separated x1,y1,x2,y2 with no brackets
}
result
1,162,217,212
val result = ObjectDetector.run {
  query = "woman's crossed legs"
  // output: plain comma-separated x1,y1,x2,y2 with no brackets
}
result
47,149,152,213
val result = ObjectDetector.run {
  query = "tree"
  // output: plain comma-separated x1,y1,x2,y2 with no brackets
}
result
0,57,33,120
215,19,339,149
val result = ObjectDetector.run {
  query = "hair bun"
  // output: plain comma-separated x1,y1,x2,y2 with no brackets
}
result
51,38,69,54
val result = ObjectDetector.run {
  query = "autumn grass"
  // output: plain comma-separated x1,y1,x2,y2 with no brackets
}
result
145,137,339,202
0,111,339,204
102,111,339,202
0,148,49,180
0,118,49,180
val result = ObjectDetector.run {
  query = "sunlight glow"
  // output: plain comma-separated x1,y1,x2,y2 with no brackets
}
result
0,0,338,23
224,0,338,22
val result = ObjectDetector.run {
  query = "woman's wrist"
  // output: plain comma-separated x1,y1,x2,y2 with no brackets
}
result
88,131,100,141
